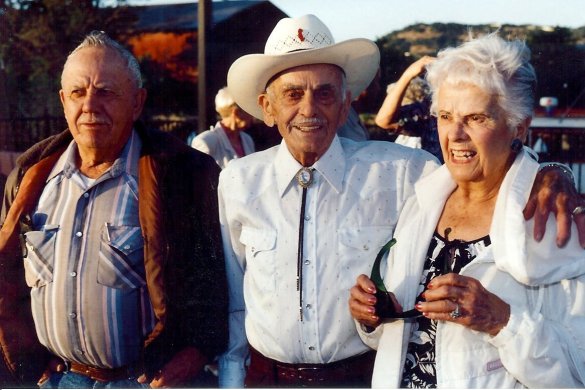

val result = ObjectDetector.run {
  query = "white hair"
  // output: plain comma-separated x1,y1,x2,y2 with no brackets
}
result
215,87,237,113
426,32,536,129
62,30,143,88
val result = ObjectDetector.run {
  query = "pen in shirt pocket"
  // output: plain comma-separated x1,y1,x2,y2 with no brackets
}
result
105,222,111,242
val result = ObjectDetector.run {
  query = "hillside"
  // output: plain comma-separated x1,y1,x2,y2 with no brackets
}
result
377,22,585,56
374,23,585,109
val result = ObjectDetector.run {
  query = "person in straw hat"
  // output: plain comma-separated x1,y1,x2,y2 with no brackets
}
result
217,14,585,388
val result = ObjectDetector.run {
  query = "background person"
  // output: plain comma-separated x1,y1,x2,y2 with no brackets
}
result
350,33,585,388
191,87,255,169
375,56,443,161
0,31,227,388
337,68,382,142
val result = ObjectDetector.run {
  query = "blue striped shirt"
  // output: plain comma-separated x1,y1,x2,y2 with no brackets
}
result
24,130,155,368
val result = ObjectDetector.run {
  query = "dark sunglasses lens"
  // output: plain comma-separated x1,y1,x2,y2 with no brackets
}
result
375,290,422,319
374,290,398,318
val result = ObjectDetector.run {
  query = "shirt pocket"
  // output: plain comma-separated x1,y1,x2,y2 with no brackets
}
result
98,225,146,290
337,226,394,289
439,340,510,387
239,226,277,292
23,224,59,288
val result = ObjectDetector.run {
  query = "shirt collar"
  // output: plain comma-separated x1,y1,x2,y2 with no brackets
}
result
274,135,346,197
47,129,142,182
415,164,455,210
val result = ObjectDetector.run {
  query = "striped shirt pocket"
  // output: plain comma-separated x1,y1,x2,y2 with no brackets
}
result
23,225,59,288
98,225,146,290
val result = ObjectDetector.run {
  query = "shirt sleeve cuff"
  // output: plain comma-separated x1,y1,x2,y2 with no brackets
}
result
218,355,246,388
355,319,383,350
487,303,522,347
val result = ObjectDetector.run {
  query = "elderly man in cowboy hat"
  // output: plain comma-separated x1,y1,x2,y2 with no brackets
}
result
218,14,438,388
218,14,585,389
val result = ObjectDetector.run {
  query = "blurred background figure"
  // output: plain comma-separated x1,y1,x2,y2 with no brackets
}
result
337,68,383,142
337,106,371,141
191,87,255,169
243,121,282,152
375,56,443,162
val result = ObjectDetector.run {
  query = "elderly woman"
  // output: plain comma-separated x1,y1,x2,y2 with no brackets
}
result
191,87,255,169
350,33,585,388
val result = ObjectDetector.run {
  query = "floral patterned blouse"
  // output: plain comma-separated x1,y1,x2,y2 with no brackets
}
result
400,231,491,388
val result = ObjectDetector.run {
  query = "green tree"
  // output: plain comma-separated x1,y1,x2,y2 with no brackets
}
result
0,0,134,117
527,27,585,110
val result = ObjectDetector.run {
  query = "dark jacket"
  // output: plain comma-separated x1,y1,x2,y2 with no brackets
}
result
0,124,228,387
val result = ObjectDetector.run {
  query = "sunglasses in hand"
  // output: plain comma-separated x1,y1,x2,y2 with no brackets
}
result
371,239,422,320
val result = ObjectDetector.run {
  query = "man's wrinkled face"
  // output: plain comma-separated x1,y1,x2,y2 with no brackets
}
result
259,64,351,166
59,46,146,155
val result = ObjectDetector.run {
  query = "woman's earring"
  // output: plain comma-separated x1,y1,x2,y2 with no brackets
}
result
510,138,523,153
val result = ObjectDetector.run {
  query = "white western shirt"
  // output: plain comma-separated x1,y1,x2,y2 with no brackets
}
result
218,135,438,387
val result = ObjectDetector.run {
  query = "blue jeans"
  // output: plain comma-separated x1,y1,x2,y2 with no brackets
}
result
39,371,150,389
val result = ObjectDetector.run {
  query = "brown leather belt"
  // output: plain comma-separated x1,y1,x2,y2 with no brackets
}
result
67,361,139,383
246,347,375,387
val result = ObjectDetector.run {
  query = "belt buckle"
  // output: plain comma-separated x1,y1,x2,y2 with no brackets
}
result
296,366,323,383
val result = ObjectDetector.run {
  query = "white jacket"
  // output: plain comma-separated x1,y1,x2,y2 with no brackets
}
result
191,122,255,169
359,149,585,388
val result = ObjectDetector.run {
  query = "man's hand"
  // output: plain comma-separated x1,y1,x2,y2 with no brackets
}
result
37,357,65,387
524,165,585,248
138,346,207,388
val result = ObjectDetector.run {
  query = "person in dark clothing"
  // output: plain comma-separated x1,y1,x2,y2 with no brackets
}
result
375,56,443,162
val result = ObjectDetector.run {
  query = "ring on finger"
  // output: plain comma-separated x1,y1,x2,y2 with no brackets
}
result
572,206,585,216
450,303,462,319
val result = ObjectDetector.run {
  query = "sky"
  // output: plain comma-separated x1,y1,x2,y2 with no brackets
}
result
128,0,585,42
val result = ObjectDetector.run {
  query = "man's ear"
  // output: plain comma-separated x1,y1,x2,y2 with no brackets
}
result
258,93,275,127
337,90,352,127
132,88,147,121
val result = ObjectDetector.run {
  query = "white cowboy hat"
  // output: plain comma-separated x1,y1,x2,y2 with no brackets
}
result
227,14,380,119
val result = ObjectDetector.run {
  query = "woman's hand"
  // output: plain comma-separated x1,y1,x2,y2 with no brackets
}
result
416,273,510,336
401,56,435,81
376,56,436,130
349,274,383,328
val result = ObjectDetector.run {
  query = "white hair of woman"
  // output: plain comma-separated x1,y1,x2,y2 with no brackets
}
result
426,32,536,130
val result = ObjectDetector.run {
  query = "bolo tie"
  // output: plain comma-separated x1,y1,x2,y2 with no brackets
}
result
295,167,314,321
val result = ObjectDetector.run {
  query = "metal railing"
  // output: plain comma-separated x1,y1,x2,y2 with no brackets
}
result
0,116,66,152
528,127,585,193
0,116,197,152
1,115,584,192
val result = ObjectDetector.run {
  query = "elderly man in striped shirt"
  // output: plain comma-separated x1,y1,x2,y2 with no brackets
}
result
0,31,227,388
